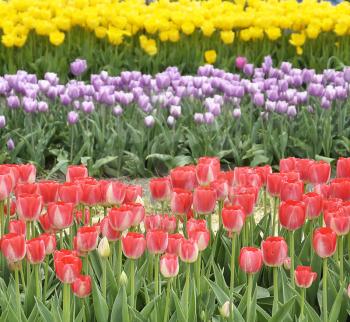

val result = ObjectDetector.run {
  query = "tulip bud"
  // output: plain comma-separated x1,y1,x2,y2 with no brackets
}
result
98,237,110,258
119,271,128,286
283,257,291,270
219,301,231,318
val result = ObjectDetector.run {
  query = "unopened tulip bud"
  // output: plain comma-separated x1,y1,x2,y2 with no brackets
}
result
219,301,231,318
119,271,128,286
283,257,291,270
98,237,110,258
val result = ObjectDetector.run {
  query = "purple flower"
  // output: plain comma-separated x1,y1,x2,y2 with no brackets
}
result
280,62,292,74
70,59,87,77
243,64,254,76
7,138,15,151
60,94,72,106
44,72,59,86
37,101,49,112
6,95,20,109
38,80,50,92
235,56,247,70
307,83,324,97
170,105,181,118
73,100,80,110
167,115,175,126
23,97,38,113
113,105,123,117
287,105,297,117
81,101,95,114
343,68,350,82
194,113,204,124
321,97,331,109
0,115,6,128
276,101,288,114
67,111,79,124
232,108,241,118
204,112,215,124
253,93,264,106
144,115,155,128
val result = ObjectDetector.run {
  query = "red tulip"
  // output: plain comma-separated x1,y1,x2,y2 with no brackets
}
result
329,178,350,201
295,158,314,182
294,266,317,288
18,164,36,183
16,193,43,221
267,173,283,197
66,165,88,182
221,205,246,233
38,233,56,255
308,161,331,185
196,162,218,186
26,238,46,264
280,178,304,201
279,200,306,231
170,188,193,215
302,192,323,219
261,236,288,267
239,247,263,274
74,209,90,226
71,275,91,298
122,232,146,259
15,183,37,196
254,165,272,186
323,197,342,212
1,233,26,263
100,217,121,241
314,183,330,199
9,220,26,235
81,181,102,205
4,200,16,216
54,249,78,261
47,202,74,230
125,202,145,227
161,215,177,233
0,164,19,187
281,171,300,181
58,182,82,205
279,157,296,172
105,181,126,205
236,170,262,189
210,178,229,201
186,218,207,232
170,165,197,190
179,239,198,263
39,213,55,233
328,210,350,236
188,227,210,251
146,230,168,254
0,169,12,201
193,186,217,214
144,214,162,231
336,157,350,178
167,233,184,255
37,180,59,204
231,190,255,216
313,227,337,258
160,253,179,278
108,206,134,231
123,185,142,203
76,226,99,253
54,254,82,284
149,177,172,201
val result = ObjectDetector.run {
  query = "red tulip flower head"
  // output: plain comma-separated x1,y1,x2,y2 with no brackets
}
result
71,275,92,298
123,185,143,203
193,186,217,215
15,183,37,196
8,220,26,235
336,157,350,178
186,218,207,233
266,173,283,197
312,227,337,258
108,206,134,231
81,181,102,205
47,201,74,230
126,202,145,227
54,254,82,284
329,178,350,201
179,239,199,263
239,247,263,274
100,217,121,241
66,165,88,182
280,178,304,202
149,177,172,202
18,164,36,183
105,181,126,205
0,168,12,201
1,233,26,263
16,193,43,222
39,233,56,255
328,210,350,236
302,192,323,219
144,214,162,231
308,161,331,185
76,226,99,253
210,178,229,201
37,180,59,204
160,253,179,278
279,200,306,231
188,227,210,251
167,233,184,255
26,238,46,264
221,205,246,233
170,188,193,215
122,232,146,259
58,182,82,205
294,266,317,288
261,236,288,267
146,230,168,254
170,165,197,191
279,157,296,173
161,215,177,233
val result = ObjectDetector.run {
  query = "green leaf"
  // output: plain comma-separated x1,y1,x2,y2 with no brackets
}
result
92,279,109,322
111,287,123,321
268,296,296,322
172,290,186,322
92,156,118,170
35,298,53,322
328,286,344,322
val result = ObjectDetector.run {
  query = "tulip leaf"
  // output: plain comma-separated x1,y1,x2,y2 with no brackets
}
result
188,282,197,322
172,289,187,322
247,288,257,322
205,278,229,305
92,156,118,170
328,286,344,322
24,268,37,315
122,285,130,322
111,287,123,321
268,296,296,322
35,298,53,322
92,279,109,322
290,288,321,322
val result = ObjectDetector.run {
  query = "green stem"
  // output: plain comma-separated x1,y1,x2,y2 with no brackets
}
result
20,263,26,291
263,187,267,218
60,230,63,249
15,269,21,321
184,264,190,318
154,254,160,297
116,240,122,286
163,278,172,322
246,274,253,321
339,236,344,284
35,264,41,300
218,200,223,231
195,252,201,295
183,214,188,238
230,233,236,294
250,215,254,245
0,200,4,237
130,259,135,307
272,197,278,236
323,258,328,322
63,283,71,322
82,205,86,225
102,258,107,299
89,207,93,226
273,267,279,315
43,256,48,300
300,288,305,321
289,231,295,289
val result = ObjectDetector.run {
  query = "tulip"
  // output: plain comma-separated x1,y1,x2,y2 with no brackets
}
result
161,215,177,233
123,185,142,203
308,161,331,185
39,233,56,255
58,182,82,205
125,202,145,227
295,158,314,182
105,181,126,206
98,236,110,298
193,186,217,215
16,193,43,222
146,230,168,255
261,236,288,314
4,200,16,217
122,232,146,259
219,301,231,319
167,233,184,255
313,227,337,258
188,227,210,251
329,178,350,201
37,180,59,204
71,275,91,298
100,217,121,241
47,202,74,230
144,214,162,231
15,183,37,196
9,220,26,235
66,165,88,182
1,233,26,263
280,157,296,172
108,206,134,231
196,161,218,186
179,238,198,263
0,169,12,201
283,257,291,270
149,177,172,203
18,164,36,184
26,238,45,264
279,200,306,231
267,173,283,197
302,192,323,219
336,157,350,178
170,188,193,215
39,213,55,233
170,166,197,191
70,59,87,76
81,181,102,206
160,253,179,278
221,205,246,233
280,178,304,202
76,226,99,253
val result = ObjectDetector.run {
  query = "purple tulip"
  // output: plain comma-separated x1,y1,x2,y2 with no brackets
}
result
67,111,79,124
167,115,175,127
38,101,49,112
243,64,254,76
194,113,204,124
232,108,241,119
70,59,87,77
44,72,59,85
113,105,123,117
253,93,264,106
6,138,15,151
204,112,215,124
144,115,155,128
81,101,95,114
287,105,297,117
321,97,331,109
0,115,6,128
235,56,247,70
6,95,20,109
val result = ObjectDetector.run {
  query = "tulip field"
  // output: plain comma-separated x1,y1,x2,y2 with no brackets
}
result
1,0,350,321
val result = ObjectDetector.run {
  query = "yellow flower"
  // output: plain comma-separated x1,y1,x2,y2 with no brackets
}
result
289,33,306,47
240,29,251,42
49,31,65,46
334,24,347,36
296,46,303,56
1,34,15,48
220,30,234,44
14,35,27,47
321,18,333,32
201,22,215,37
204,50,217,64
181,22,195,35
265,27,281,41
95,26,107,39
145,44,157,56
107,28,123,45
168,29,180,42
159,31,169,42
86,15,100,30
306,24,320,39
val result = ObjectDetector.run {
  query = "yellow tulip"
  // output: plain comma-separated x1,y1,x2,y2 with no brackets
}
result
168,29,180,42
95,26,107,39
204,50,217,64
49,31,65,46
1,34,15,48
306,24,320,39
201,22,215,37
289,33,306,47
296,46,303,56
265,27,281,41
220,30,234,44
181,22,195,35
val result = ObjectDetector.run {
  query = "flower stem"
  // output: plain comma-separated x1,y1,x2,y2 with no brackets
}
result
20,263,26,291
154,254,160,297
15,269,21,321
300,288,305,321
322,258,328,322
246,274,253,321
195,252,201,295
163,278,172,322
35,264,41,300
272,197,278,236
184,264,190,318
43,256,48,300
263,187,267,218
289,231,295,289
59,230,63,249
218,200,223,231
273,267,279,315
63,283,71,322
116,240,122,286
0,200,4,237
130,259,135,307
339,236,344,284
230,233,236,293
102,258,107,299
